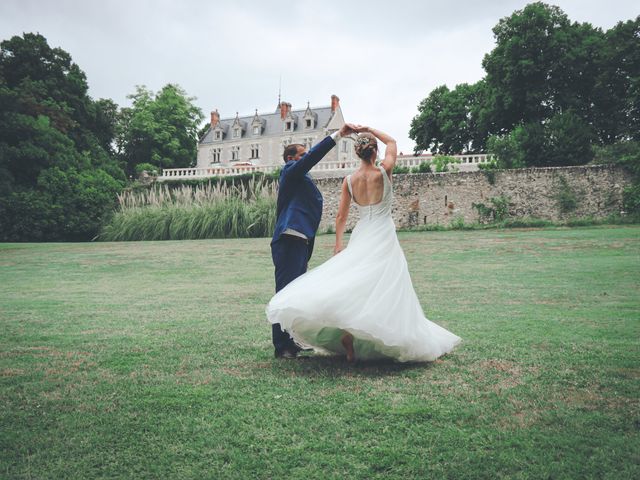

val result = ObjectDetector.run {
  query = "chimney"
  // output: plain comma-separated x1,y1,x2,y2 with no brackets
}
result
331,94,340,112
210,110,220,129
280,102,291,120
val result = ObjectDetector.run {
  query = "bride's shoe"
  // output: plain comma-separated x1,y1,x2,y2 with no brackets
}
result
341,332,355,363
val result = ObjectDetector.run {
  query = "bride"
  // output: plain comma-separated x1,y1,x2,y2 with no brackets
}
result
266,125,461,362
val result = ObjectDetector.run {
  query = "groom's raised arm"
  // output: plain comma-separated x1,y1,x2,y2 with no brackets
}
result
283,124,354,180
283,134,338,180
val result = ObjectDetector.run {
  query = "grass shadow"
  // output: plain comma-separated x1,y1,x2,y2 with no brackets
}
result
271,352,432,378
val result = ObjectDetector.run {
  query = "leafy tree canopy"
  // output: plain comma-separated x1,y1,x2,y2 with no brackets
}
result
410,2,639,169
117,84,203,174
0,33,125,241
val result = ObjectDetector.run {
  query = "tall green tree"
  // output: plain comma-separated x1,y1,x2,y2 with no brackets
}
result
482,3,603,131
488,111,595,168
0,33,125,241
593,16,640,143
410,3,638,168
118,84,203,174
409,82,487,154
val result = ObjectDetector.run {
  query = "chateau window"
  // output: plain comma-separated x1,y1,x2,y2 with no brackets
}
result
210,148,221,164
250,144,260,159
341,140,348,153
233,128,241,139
253,125,260,135
303,137,313,149
215,131,221,140
285,121,292,131
231,146,240,161
303,104,315,130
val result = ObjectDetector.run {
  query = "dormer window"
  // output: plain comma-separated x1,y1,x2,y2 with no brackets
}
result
285,121,293,131
250,109,264,137
231,112,246,140
215,131,221,140
302,102,316,130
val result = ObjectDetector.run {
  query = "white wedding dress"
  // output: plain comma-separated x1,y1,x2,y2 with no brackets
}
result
266,166,461,362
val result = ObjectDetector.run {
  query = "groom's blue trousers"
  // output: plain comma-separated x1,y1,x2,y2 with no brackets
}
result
271,234,315,352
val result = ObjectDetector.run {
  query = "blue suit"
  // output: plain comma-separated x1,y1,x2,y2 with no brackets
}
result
270,135,337,352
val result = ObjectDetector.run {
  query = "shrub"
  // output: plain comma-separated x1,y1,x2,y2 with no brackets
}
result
593,141,640,215
472,195,511,223
410,161,432,174
491,195,510,221
623,184,640,214
392,165,411,174
472,202,494,223
135,163,159,176
478,160,499,184
432,155,461,173
553,175,579,214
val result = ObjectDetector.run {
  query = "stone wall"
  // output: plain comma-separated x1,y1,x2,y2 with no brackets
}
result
315,164,632,231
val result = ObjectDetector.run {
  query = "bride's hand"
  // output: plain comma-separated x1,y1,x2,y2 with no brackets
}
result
353,124,369,133
340,123,358,136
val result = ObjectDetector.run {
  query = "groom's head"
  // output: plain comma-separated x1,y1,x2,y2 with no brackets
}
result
283,144,306,162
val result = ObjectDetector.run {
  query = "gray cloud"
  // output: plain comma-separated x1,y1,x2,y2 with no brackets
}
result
1,0,637,152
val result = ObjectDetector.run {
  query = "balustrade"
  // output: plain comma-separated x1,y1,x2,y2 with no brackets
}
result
158,155,492,180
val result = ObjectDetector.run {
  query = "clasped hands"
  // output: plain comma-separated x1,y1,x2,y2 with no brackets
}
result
338,123,369,137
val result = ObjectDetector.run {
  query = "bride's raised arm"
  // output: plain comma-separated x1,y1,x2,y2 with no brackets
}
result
334,177,352,255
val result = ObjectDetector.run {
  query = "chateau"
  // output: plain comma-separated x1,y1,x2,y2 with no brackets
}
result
196,94,355,169
159,94,491,180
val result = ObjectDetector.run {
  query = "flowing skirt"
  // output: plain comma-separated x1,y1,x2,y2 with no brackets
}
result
266,215,461,362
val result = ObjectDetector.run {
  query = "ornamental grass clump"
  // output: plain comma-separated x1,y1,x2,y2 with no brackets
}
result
100,178,277,241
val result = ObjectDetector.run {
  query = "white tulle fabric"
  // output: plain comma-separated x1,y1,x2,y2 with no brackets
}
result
266,166,461,362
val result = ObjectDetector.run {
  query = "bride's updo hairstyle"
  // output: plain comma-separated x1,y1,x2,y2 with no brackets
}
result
354,133,378,163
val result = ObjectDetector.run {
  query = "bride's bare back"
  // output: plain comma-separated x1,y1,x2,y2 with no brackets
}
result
334,125,397,255
349,166,386,206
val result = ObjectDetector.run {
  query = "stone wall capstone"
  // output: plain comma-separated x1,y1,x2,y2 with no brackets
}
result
315,164,632,231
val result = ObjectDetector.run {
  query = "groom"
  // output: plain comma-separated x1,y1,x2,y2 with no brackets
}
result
271,123,355,358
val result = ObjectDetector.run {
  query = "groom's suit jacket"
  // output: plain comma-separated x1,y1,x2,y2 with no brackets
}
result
271,135,337,245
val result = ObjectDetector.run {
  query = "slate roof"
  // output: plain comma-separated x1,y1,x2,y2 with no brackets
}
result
200,106,334,144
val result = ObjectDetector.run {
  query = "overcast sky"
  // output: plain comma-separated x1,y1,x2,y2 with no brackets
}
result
1,0,638,153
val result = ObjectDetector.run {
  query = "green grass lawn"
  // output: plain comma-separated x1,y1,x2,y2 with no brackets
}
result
1,226,638,479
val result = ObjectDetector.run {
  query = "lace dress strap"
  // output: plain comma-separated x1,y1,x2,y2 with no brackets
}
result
346,175,354,198
378,165,390,195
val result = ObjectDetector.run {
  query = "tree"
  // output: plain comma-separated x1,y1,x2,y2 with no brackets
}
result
118,84,203,174
482,3,603,131
410,82,486,154
544,111,595,166
411,3,637,169
487,123,543,169
0,33,125,241
593,16,640,143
